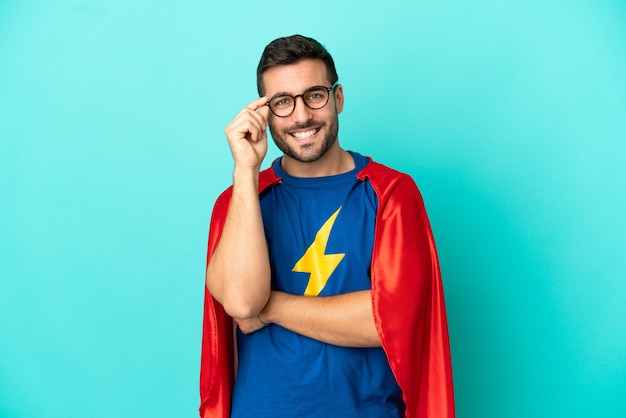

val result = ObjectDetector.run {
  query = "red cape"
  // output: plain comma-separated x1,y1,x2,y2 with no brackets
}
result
199,158,455,417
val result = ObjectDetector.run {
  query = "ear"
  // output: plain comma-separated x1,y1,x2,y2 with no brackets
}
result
334,84,344,114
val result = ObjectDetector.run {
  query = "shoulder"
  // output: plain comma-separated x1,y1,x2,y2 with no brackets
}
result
357,157,422,203
259,164,281,191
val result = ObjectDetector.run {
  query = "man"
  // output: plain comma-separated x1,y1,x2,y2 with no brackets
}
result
200,35,454,417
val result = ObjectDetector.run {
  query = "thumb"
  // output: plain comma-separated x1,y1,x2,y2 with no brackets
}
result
257,101,271,122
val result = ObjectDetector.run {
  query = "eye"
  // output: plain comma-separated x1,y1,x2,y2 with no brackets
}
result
306,90,327,102
271,96,292,108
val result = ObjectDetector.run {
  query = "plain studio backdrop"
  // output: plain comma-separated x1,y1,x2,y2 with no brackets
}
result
1,1,624,417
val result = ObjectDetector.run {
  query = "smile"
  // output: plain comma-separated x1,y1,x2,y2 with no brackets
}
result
290,128,320,140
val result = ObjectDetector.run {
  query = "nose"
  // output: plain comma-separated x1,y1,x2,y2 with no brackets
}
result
290,95,313,122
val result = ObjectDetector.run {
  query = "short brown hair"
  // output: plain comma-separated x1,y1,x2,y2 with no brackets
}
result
256,34,339,96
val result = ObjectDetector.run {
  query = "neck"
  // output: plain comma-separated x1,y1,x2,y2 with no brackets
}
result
281,147,354,178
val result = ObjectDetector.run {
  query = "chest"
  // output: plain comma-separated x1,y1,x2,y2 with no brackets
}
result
260,180,378,296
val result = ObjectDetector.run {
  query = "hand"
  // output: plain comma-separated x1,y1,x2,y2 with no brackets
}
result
233,315,267,334
224,97,271,170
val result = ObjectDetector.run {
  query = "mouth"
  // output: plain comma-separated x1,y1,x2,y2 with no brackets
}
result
289,127,321,140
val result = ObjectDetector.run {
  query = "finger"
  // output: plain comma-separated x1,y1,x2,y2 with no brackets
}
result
226,111,265,141
225,97,269,143
232,98,267,125
256,101,270,121
244,108,268,142
245,96,269,112
246,105,269,133
241,114,266,143
250,98,270,135
247,124,266,143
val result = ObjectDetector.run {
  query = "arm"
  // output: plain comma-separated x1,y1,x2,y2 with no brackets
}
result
206,97,272,319
236,290,381,348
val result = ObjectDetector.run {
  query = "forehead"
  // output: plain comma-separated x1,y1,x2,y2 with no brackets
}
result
262,59,330,96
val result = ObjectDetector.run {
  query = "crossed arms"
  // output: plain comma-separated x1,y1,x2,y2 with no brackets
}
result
205,97,380,348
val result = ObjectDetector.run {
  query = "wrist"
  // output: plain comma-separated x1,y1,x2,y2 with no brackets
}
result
257,314,269,326
233,164,260,178
261,291,288,325
232,165,260,190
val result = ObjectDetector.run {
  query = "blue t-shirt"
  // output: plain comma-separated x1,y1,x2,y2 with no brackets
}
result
231,152,404,418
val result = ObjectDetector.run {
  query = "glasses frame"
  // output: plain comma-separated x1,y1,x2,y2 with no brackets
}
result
265,81,339,117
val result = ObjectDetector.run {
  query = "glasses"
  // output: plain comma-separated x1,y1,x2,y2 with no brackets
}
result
265,82,338,117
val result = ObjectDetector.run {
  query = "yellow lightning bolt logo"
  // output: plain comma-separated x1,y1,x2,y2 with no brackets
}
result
292,207,345,296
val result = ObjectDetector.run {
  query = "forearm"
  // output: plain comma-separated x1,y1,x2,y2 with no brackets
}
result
206,167,270,319
260,290,381,348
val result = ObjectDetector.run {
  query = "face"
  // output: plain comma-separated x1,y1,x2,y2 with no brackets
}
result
262,59,344,165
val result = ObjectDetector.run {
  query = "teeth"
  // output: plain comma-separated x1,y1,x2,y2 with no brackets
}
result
292,129,318,139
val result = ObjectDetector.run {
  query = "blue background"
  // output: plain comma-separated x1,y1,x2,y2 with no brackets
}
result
1,1,624,417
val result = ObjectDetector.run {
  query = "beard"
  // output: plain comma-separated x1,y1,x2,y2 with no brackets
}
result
268,112,339,163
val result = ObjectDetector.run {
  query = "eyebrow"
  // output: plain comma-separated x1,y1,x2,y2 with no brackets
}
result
269,85,327,100
269,91,292,100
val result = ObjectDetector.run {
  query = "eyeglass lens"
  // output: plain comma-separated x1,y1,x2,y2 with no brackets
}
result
269,87,331,117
